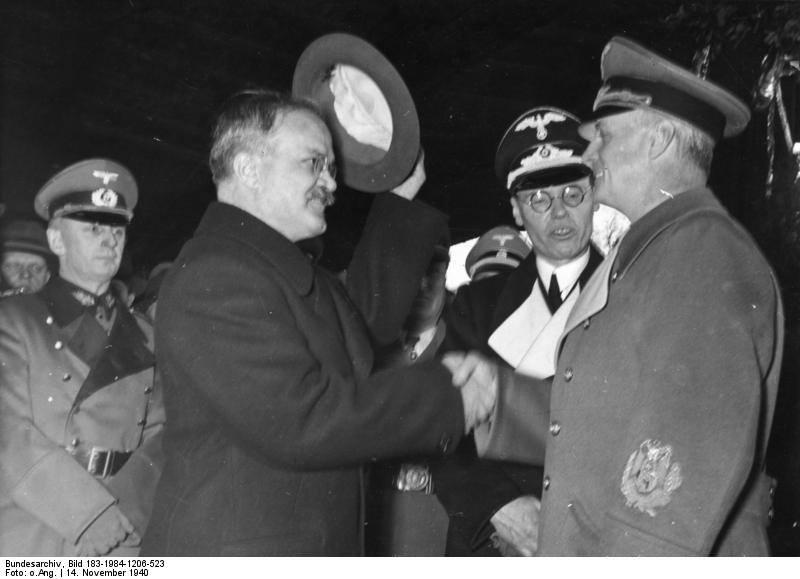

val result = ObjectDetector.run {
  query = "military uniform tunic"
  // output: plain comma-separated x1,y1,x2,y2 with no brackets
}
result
490,189,783,555
0,277,164,556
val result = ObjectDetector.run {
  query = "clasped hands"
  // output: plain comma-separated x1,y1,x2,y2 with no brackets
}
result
442,351,498,434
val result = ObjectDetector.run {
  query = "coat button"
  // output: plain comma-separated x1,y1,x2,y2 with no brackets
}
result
549,421,561,436
62,373,71,382
543,476,551,490
438,434,452,454
144,386,153,394
137,418,147,426
45,316,54,325
54,340,64,350
583,318,591,330
611,271,618,282
71,438,80,447
768,507,775,520
409,351,418,361
564,367,574,381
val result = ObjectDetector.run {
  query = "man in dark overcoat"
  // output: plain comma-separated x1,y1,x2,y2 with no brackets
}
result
484,36,784,555
0,159,164,556
140,90,495,556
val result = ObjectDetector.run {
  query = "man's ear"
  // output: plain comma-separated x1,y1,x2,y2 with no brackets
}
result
649,120,676,160
46,227,65,257
509,197,524,228
233,150,260,189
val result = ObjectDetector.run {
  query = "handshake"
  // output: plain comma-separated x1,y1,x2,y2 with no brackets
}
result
441,351,498,434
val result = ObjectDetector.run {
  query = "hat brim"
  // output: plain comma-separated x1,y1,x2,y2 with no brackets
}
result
60,210,131,226
2,241,52,257
577,106,630,140
292,33,420,193
509,161,593,191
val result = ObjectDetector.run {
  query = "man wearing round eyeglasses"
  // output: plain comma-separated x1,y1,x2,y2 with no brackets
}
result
141,89,496,556
1,219,55,296
411,107,603,556
480,37,783,556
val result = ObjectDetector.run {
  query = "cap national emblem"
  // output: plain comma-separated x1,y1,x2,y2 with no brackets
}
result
91,188,119,208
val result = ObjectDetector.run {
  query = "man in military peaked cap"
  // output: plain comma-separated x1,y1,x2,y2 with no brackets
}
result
483,36,784,556
465,226,531,282
370,106,604,556
0,159,164,556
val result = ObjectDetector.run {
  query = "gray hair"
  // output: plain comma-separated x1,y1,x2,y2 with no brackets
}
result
209,89,322,185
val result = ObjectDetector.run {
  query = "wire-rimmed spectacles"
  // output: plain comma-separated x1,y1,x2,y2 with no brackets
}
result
308,155,338,181
515,184,588,214
1,262,48,277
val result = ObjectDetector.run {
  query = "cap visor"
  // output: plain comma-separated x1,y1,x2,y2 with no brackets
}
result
61,211,130,226
511,164,593,191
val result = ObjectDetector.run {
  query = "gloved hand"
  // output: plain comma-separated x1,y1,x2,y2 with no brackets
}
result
489,495,541,556
75,505,138,556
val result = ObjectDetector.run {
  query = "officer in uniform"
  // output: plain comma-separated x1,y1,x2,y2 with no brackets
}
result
464,225,531,282
375,108,603,556
0,159,164,556
483,37,783,555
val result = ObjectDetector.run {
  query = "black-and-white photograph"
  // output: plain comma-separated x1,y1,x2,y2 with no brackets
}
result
0,0,798,562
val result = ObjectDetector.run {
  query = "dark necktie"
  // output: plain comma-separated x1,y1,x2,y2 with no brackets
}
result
546,273,562,313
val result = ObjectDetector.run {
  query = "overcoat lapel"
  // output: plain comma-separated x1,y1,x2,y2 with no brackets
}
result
74,306,154,407
560,244,618,348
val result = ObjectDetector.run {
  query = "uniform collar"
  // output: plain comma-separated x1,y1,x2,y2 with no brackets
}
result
490,244,602,331
195,202,315,296
536,249,591,296
39,276,117,327
614,187,724,278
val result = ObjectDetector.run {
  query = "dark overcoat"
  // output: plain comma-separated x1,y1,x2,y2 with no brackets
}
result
486,189,783,555
431,247,602,554
0,279,164,555
141,195,465,556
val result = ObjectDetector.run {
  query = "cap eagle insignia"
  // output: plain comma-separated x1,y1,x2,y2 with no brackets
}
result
514,112,567,140
491,233,516,247
92,170,119,185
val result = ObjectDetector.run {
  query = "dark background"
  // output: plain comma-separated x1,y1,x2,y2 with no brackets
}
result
2,0,798,554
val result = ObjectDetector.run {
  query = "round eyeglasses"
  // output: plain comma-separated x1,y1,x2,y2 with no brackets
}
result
515,184,588,214
2,262,48,277
309,155,338,181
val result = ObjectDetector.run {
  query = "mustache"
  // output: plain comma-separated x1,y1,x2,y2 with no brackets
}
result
311,188,336,207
